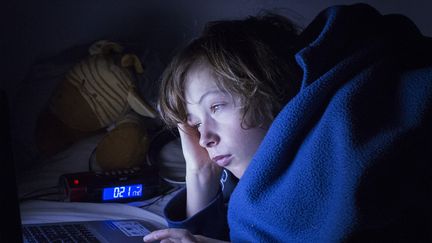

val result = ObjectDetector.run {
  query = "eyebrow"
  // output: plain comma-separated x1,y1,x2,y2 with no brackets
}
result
186,90,228,120
197,90,227,104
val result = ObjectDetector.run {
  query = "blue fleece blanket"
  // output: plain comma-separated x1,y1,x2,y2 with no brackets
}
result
229,4,432,242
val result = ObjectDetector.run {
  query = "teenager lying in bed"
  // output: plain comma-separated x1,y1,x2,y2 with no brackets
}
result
144,3,432,242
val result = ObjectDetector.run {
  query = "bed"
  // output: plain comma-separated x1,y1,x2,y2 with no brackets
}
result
6,1,431,241
7,2,192,227
11,40,186,227
16,127,186,230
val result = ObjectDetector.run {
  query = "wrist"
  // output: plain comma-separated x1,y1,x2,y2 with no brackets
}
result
185,168,222,217
185,163,221,199
186,163,221,181
186,160,220,172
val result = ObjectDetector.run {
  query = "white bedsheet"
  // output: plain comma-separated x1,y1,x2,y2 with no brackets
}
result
20,200,167,229
17,134,180,230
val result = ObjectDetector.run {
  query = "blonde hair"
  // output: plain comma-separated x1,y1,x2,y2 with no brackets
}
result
158,13,302,128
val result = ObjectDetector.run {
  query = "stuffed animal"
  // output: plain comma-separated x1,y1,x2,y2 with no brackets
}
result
36,40,157,170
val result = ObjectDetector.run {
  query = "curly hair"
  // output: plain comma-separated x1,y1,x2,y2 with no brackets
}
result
158,13,302,128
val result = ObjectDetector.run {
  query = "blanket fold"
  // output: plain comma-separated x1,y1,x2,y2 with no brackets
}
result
229,3,432,242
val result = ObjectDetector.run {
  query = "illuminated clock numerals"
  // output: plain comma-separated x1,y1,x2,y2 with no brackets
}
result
102,184,143,201
113,187,118,198
113,187,124,198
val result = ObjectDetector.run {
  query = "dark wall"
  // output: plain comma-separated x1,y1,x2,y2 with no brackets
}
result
1,0,196,94
1,0,430,168
2,0,431,94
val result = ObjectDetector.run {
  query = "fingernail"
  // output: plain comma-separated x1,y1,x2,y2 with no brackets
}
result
143,235,150,242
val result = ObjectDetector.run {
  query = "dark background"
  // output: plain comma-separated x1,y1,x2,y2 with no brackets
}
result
1,0,431,94
0,1,430,241
1,0,431,168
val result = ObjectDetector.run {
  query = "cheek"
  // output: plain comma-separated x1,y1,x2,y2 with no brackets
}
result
229,127,267,155
244,129,266,148
216,110,267,153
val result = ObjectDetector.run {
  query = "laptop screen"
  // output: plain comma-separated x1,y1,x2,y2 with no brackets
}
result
0,90,23,242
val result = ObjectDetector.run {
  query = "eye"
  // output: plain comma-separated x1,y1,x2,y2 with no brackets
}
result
210,103,224,113
189,122,201,129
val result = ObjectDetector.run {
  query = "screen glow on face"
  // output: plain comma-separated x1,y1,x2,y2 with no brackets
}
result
102,184,143,201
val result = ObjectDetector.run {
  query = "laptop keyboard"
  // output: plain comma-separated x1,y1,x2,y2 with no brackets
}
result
23,224,100,243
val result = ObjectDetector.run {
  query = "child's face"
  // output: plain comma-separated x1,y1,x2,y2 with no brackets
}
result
184,60,268,178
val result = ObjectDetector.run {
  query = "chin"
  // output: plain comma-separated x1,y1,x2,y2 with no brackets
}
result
227,165,245,179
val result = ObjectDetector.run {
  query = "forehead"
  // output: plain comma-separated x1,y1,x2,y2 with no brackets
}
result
184,60,223,104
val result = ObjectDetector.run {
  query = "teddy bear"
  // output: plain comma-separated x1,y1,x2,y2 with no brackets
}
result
35,40,158,170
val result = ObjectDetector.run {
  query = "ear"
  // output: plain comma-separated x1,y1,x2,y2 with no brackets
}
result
127,89,157,118
121,54,145,74
88,40,124,55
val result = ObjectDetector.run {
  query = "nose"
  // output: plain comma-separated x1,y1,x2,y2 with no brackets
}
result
198,122,219,148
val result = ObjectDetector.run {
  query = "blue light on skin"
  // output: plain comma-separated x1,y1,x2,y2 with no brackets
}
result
102,184,143,201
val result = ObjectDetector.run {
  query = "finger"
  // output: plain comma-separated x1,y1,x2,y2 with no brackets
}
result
195,235,229,243
160,239,176,243
177,124,207,159
178,123,199,139
177,123,219,173
143,229,196,242
177,123,189,132
177,123,191,133
178,124,200,149
143,230,163,242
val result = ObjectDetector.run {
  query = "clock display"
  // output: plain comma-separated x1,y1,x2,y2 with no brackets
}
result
102,184,143,201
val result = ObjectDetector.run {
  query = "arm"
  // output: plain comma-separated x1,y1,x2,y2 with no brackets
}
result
178,124,222,217
143,228,230,243
164,187,230,240
150,125,230,241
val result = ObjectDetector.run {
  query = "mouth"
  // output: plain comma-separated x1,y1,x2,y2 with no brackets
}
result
212,154,232,167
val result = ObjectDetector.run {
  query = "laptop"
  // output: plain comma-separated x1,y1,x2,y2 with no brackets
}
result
0,90,163,242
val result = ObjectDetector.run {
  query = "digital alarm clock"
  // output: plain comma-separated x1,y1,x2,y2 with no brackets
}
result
59,167,163,203
102,184,143,201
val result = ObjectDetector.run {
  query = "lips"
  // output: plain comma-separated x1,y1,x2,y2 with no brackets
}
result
212,155,232,167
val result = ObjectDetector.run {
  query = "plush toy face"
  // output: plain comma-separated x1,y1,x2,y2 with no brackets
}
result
51,55,133,131
37,40,157,166
50,41,156,132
